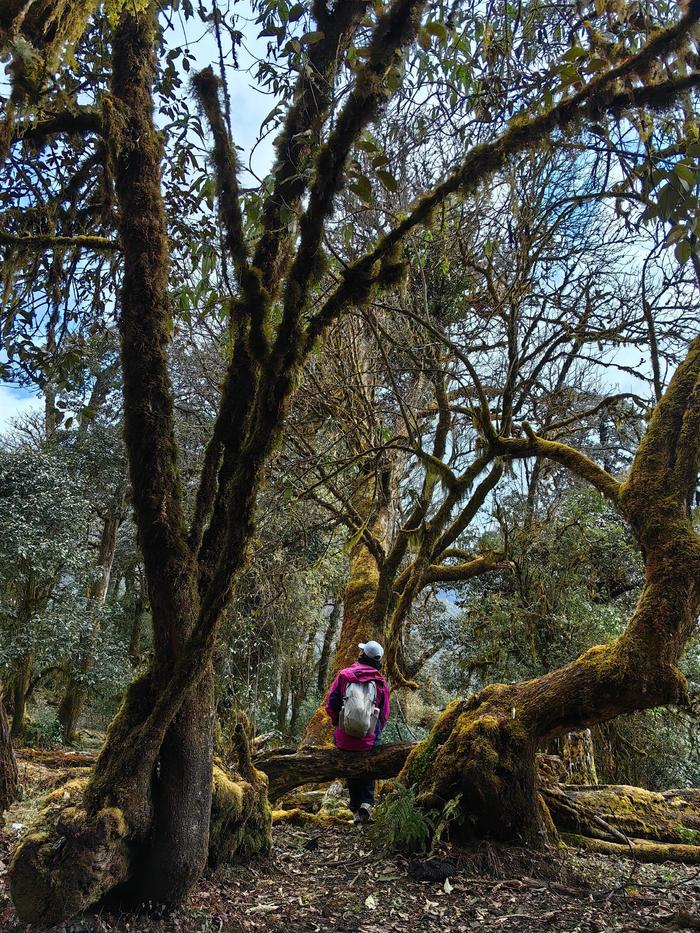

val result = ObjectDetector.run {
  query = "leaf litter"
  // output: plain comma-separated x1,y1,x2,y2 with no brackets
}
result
2,794,700,932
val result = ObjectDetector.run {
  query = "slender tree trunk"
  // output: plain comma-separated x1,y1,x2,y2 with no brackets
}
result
277,662,290,733
59,502,123,744
0,693,18,817
10,653,32,739
316,598,341,693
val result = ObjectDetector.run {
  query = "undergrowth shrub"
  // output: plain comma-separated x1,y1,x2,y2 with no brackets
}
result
369,784,433,854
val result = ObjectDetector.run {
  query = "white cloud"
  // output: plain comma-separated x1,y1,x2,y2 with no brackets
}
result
0,385,42,433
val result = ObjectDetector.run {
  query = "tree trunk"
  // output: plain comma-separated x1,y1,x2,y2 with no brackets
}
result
277,661,290,733
301,474,390,746
8,8,214,923
58,502,123,744
402,338,700,846
10,653,32,739
560,729,598,785
0,693,19,818
316,597,341,693
134,664,214,904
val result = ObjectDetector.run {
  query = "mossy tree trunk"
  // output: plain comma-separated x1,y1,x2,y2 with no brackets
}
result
0,693,18,818
301,468,391,746
403,338,700,845
10,652,31,740
560,730,598,786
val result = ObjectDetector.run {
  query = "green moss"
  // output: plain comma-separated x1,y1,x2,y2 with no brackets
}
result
208,759,272,868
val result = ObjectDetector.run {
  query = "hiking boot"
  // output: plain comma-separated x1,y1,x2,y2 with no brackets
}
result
352,810,362,824
358,803,372,823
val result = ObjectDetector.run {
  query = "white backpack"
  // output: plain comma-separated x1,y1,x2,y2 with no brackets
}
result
340,681,379,738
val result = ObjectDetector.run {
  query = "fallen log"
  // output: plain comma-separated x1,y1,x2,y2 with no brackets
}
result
255,742,415,801
17,749,96,769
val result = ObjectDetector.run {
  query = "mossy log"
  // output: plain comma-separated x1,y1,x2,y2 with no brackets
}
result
276,789,326,813
256,742,415,801
17,748,96,769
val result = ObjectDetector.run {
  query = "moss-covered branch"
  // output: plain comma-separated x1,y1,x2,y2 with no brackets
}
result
305,6,700,347
0,230,118,251
191,67,249,282
251,1,371,294
494,427,622,505
422,551,511,585
274,0,426,357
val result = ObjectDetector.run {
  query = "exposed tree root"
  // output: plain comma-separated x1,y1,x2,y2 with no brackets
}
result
272,807,354,826
561,833,700,864
544,784,700,846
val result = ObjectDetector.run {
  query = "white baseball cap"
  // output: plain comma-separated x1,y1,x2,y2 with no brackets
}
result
358,640,384,659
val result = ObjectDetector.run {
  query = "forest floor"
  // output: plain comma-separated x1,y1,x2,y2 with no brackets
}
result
1,753,700,933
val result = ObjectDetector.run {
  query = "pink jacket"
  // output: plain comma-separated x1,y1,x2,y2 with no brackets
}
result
325,661,391,751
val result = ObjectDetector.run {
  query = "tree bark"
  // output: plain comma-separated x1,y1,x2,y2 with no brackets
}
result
0,693,19,818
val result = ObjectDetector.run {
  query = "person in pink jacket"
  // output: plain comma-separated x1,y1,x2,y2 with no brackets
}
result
324,640,391,822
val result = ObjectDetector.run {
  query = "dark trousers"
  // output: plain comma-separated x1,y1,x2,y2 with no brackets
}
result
347,777,375,811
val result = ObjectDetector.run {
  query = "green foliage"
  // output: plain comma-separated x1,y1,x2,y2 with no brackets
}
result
22,716,63,750
369,785,434,854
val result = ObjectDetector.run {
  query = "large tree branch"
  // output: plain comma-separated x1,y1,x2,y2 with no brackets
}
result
251,1,371,294
494,425,622,505
305,6,700,347
273,0,426,360
422,551,511,585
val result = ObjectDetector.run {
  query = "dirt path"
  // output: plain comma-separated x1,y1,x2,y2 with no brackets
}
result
2,816,700,932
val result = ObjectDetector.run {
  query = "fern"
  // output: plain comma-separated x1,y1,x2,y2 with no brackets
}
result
369,785,434,854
